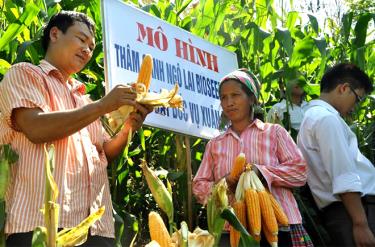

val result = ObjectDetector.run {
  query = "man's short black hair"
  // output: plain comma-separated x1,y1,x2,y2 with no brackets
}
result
320,63,373,94
41,11,96,52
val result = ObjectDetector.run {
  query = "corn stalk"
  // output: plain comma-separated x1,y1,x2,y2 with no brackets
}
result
0,145,18,247
31,145,105,247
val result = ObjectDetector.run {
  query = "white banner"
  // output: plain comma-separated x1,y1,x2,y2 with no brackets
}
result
101,0,238,139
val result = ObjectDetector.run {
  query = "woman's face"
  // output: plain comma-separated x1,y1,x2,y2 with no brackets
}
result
220,79,254,123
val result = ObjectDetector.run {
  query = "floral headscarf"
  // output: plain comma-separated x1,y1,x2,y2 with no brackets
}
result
220,69,260,102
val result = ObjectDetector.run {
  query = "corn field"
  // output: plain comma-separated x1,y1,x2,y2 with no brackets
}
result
0,0,374,246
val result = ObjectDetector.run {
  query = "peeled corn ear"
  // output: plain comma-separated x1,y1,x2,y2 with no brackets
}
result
148,211,172,247
268,191,289,226
229,153,246,181
137,54,153,91
230,200,247,247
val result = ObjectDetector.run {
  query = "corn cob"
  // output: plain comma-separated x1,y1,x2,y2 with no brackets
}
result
262,218,278,247
268,191,289,226
245,188,261,236
258,190,278,236
230,200,247,247
148,211,172,247
253,234,261,242
114,54,153,130
229,153,246,181
137,54,153,91
141,161,174,223
241,166,261,237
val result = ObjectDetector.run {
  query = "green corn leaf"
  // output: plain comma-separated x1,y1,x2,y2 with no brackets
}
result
220,208,259,247
0,2,40,51
31,227,47,247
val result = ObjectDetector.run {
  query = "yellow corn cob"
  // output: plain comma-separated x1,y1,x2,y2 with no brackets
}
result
244,188,261,236
137,54,153,91
229,153,246,181
253,234,261,242
230,200,247,247
268,191,289,226
258,190,278,235
148,211,172,247
141,161,174,223
262,218,278,247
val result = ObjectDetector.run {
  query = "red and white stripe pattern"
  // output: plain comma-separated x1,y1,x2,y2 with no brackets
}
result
193,119,307,224
0,60,114,237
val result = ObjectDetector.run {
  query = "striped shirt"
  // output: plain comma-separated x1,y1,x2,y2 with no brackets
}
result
192,119,307,224
0,60,114,237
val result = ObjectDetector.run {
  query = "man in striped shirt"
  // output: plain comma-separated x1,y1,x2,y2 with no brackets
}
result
0,11,152,246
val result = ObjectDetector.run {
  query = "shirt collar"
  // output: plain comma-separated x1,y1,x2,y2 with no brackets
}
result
307,99,340,116
38,60,85,95
39,59,60,75
219,119,265,139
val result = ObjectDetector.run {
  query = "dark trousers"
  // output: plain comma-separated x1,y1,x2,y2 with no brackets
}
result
260,230,292,247
220,230,292,247
322,195,375,247
6,231,115,247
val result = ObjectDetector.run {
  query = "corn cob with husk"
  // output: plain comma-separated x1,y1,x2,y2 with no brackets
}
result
148,211,172,247
56,206,105,247
231,154,289,247
108,54,183,132
207,178,228,247
241,165,261,240
141,160,174,230
251,169,279,237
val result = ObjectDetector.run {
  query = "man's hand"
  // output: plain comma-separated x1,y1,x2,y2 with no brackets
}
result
340,192,375,247
353,223,375,247
98,84,137,113
123,103,153,132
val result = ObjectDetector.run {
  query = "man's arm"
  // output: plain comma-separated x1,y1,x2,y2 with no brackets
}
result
13,85,136,143
340,192,375,247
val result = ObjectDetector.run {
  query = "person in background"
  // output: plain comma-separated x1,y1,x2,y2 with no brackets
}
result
0,11,152,246
193,69,313,247
267,79,307,131
297,63,375,247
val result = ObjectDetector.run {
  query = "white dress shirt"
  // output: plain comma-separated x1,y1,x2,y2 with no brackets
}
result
297,99,375,209
267,99,308,130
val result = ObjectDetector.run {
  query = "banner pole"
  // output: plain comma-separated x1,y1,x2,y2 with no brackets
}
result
184,135,193,230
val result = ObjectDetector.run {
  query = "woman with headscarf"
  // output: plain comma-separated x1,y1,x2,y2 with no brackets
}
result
192,69,313,247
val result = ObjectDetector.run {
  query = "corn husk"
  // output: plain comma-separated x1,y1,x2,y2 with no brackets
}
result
108,54,183,133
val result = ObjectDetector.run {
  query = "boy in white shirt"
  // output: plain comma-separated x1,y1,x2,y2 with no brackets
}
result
297,63,374,247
